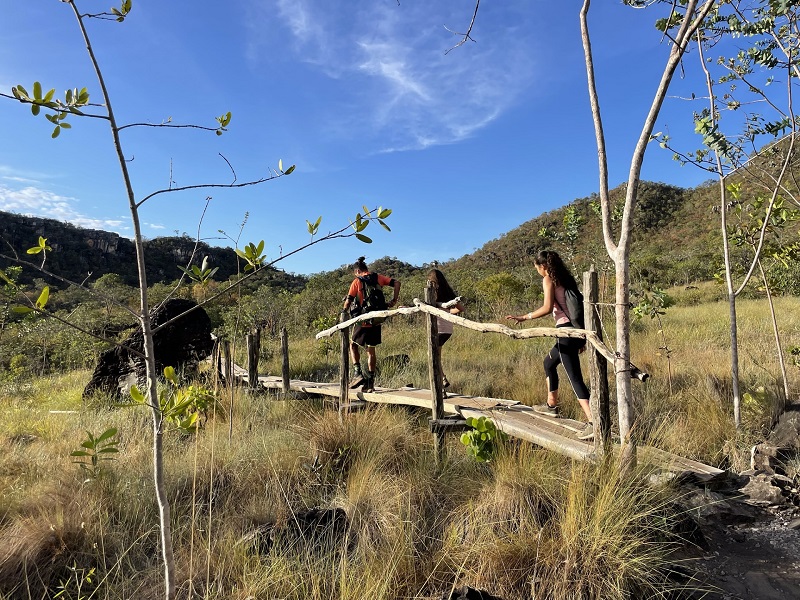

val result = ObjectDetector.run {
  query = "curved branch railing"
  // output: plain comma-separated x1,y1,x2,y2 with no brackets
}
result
315,298,648,381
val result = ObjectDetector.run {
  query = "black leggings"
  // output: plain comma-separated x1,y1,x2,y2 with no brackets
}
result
543,324,589,400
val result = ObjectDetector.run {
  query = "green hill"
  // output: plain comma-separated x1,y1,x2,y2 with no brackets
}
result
449,180,724,288
0,210,305,292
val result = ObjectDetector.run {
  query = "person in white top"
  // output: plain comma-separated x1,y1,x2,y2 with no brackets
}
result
505,250,593,441
428,268,465,391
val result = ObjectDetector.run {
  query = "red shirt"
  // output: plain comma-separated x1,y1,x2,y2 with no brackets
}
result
347,272,393,305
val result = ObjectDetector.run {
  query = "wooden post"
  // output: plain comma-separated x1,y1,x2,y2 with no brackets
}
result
280,326,290,394
339,312,350,410
425,282,446,462
211,337,222,394
246,329,260,391
221,339,233,386
584,267,610,452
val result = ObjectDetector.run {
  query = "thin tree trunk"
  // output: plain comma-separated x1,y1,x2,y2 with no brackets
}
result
581,0,715,470
759,260,790,408
69,3,175,597
614,257,635,469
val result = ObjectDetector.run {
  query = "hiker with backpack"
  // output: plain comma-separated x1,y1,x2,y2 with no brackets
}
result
505,250,594,440
343,257,401,392
428,268,465,391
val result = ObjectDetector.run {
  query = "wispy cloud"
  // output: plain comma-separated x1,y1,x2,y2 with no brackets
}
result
246,0,535,152
0,184,127,232
0,164,52,185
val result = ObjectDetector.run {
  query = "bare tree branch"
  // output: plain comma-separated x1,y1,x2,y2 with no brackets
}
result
444,0,480,55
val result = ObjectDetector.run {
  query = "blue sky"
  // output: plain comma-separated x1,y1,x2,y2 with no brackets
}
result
0,1,712,276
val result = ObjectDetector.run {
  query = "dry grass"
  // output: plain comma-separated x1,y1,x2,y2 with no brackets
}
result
1,291,798,598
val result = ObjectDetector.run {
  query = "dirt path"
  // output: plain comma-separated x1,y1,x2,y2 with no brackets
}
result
692,505,800,599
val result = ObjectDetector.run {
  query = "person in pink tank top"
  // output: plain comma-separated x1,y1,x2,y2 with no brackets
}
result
506,250,593,440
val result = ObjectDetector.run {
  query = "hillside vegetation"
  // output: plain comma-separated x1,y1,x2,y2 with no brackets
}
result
1,284,798,599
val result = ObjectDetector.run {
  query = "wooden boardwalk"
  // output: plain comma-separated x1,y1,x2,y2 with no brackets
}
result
236,365,724,481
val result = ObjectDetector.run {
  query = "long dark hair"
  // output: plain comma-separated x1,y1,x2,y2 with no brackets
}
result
534,250,578,291
427,268,456,303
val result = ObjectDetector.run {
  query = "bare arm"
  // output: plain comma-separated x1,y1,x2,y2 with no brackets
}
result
389,280,401,307
506,275,555,323
450,300,465,315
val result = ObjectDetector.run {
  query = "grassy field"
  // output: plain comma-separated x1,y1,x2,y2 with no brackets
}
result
1,285,797,599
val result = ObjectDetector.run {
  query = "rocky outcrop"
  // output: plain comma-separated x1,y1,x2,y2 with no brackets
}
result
82,298,213,402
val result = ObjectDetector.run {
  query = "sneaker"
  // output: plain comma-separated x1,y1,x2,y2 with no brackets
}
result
349,366,364,388
533,402,560,417
442,376,450,389
577,422,595,441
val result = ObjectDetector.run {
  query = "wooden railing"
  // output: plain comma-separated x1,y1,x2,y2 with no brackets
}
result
315,268,647,455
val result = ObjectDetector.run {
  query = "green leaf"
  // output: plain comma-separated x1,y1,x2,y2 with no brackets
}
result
43,88,55,103
60,122,71,130
12,306,33,314
378,219,391,232
0,269,12,285
278,159,283,172
130,385,145,403
70,450,91,457
31,104,40,116
96,427,118,443
52,126,61,139
378,208,392,219
35,286,49,309
355,233,373,244
284,165,295,175
33,81,42,100
26,247,41,255
16,85,29,99
164,366,178,385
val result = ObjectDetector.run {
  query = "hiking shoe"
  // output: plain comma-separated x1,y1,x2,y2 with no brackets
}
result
349,373,364,389
361,374,375,393
533,403,560,417
442,376,450,389
577,422,595,441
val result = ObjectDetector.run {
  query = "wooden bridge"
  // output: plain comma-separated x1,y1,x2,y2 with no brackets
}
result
234,367,723,481
219,270,724,481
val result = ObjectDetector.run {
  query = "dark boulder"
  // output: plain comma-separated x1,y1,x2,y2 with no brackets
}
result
83,298,213,401
440,586,504,600
239,507,349,554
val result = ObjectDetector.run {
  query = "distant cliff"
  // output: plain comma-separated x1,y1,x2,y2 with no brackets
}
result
0,210,305,291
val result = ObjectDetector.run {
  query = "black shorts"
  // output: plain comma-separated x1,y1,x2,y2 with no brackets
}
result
352,324,381,347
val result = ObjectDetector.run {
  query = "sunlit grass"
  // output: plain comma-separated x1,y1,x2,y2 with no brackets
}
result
1,290,798,598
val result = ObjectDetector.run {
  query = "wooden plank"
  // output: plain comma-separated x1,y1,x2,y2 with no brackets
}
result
459,406,593,461
639,445,725,477
244,370,722,478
